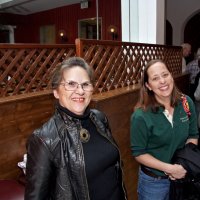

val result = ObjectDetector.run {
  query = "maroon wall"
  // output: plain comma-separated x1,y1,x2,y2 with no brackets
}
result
0,0,121,43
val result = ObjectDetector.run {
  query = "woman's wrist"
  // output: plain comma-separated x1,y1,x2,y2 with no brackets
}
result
162,163,173,175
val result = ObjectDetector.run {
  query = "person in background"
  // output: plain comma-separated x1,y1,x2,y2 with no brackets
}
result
130,59,199,200
185,48,200,100
194,81,200,147
194,63,200,143
25,57,127,200
181,43,191,73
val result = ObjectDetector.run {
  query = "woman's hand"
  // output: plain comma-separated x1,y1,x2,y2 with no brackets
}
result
165,164,187,180
135,154,187,180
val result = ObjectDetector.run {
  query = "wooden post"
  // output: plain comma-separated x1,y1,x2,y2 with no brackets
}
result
75,38,83,57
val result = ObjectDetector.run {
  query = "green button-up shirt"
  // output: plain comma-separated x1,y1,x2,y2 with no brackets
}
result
130,95,199,176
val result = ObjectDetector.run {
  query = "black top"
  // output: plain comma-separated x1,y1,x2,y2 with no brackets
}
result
58,104,123,200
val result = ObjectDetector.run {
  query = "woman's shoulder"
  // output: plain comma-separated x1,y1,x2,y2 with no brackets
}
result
182,94,194,105
131,108,149,119
132,107,143,114
90,109,105,118
32,115,59,141
133,107,153,114
184,94,193,101
180,94,195,116
90,109,107,121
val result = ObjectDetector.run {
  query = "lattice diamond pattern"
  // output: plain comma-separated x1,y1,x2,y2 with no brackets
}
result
0,41,182,97
78,40,182,94
0,45,76,97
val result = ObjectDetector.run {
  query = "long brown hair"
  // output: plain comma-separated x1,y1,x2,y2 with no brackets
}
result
135,59,182,112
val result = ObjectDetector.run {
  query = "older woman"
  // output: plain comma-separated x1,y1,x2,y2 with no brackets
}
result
130,59,199,200
25,57,127,200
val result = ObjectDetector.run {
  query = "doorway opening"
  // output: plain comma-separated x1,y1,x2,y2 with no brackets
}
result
78,17,102,39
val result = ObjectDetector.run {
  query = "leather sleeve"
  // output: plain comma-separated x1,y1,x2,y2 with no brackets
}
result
25,132,54,200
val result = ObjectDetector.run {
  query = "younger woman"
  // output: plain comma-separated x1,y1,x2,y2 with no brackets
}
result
130,59,199,200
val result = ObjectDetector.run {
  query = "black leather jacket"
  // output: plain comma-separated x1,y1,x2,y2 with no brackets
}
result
25,107,127,200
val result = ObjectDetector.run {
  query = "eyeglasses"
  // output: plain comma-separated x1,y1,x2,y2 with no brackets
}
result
60,81,93,92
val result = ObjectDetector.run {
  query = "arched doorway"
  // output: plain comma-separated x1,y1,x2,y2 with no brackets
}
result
165,20,172,45
184,12,200,62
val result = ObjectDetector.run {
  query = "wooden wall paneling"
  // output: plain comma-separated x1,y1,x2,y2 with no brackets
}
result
0,92,55,179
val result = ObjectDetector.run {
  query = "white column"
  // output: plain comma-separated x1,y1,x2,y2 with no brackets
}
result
121,0,165,44
8,25,15,43
121,0,130,42
156,0,165,44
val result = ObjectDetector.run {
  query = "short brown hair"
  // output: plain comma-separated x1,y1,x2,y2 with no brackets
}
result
51,57,94,89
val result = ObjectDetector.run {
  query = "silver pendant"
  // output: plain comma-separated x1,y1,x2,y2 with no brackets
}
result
80,128,90,143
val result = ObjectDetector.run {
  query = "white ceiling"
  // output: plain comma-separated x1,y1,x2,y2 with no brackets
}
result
0,0,81,15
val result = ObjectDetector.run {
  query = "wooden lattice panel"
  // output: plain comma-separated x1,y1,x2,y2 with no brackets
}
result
76,39,182,94
0,41,182,98
0,44,76,97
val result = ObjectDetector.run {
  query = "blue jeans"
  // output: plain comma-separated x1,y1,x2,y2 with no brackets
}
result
137,169,170,200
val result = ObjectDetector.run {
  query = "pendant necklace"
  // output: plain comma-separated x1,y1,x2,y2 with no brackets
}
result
80,128,90,143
